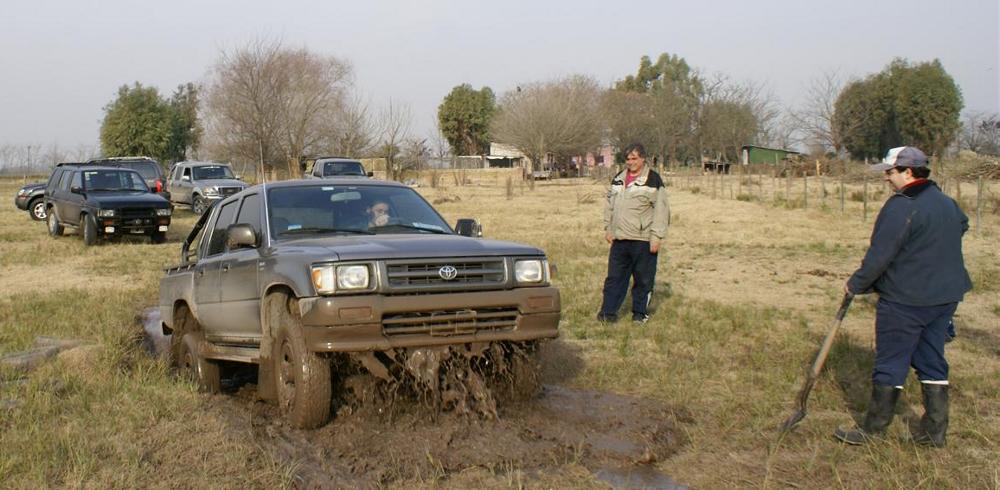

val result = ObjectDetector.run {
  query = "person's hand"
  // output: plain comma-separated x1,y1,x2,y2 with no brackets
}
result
605,231,613,243
650,240,660,254
373,214,390,227
843,282,852,295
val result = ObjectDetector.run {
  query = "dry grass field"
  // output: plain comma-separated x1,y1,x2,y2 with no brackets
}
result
1,173,997,488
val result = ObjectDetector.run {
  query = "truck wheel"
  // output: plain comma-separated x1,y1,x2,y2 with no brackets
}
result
178,331,221,393
150,231,167,244
192,195,208,215
273,298,331,428
47,209,64,237
29,198,47,221
82,214,97,246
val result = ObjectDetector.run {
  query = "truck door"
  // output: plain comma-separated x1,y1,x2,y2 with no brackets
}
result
218,193,263,339
193,200,238,332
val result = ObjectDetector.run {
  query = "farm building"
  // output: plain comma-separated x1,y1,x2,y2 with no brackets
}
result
741,145,800,165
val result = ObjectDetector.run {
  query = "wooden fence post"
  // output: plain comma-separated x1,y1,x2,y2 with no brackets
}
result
840,174,846,213
863,179,869,221
803,175,808,209
976,176,983,234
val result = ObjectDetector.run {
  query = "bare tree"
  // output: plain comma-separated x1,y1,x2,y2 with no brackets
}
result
376,100,413,180
203,38,352,177
959,112,1000,156
321,93,377,157
790,70,844,155
491,75,603,172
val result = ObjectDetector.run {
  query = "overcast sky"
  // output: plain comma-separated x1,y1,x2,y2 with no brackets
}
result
1,0,997,151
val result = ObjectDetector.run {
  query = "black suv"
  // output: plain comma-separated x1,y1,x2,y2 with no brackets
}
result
85,156,171,200
44,165,172,245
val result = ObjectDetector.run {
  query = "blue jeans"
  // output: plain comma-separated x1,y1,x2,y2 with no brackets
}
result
873,299,957,387
598,239,658,319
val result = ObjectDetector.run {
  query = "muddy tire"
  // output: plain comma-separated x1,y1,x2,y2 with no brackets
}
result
178,331,221,393
47,209,64,237
192,195,208,215
29,198,47,221
81,213,97,246
272,294,331,428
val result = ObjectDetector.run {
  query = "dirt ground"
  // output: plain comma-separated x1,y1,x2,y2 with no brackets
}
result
142,309,689,489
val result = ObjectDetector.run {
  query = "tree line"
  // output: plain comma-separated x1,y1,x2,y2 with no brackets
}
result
29,43,992,179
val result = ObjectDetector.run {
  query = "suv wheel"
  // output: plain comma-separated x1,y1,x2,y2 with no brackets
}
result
82,214,98,246
47,209,64,237
178,331,221,393
192,195,208,215
29,198,47,221
272,295,331,428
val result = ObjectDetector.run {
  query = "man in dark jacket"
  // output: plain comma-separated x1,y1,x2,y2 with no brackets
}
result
835,146,972,447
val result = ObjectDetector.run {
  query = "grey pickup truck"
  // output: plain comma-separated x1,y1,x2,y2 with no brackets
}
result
159,179,560,427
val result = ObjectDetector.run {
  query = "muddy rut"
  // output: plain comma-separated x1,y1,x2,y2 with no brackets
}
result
140,309,690,488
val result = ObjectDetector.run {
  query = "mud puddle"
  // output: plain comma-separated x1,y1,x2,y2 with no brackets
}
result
140,308,690,488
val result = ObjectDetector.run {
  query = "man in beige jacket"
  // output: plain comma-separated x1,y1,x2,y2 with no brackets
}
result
597,143,670,324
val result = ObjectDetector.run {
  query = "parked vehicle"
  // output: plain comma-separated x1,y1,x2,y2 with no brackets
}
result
44,164,172,245
304,157,372,179
14,182,48,221
85,156,170,201
167,161,248,215
159,179,560,428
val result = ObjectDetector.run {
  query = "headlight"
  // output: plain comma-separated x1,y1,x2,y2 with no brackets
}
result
515,259,548,284
17,189,29,196
203,187,219,196
311,263,372,295
97,209,116,217
155,208,172,216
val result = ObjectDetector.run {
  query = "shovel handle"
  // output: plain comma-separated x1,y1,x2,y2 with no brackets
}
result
809,293,854,378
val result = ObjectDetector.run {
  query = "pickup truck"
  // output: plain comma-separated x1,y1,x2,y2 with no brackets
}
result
159,179,560,428
167,161,248,215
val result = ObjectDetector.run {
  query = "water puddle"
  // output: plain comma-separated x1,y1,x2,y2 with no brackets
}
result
138,307,170,359
594,465,687,489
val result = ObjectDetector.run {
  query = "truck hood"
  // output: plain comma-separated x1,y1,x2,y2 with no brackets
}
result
195,178,245,188
87,191,171,208
271,234,545,261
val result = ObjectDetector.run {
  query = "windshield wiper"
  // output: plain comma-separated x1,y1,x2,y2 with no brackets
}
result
278,227,374,236
368,223,448,234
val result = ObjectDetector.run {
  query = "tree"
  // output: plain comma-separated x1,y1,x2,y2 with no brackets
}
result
204,38,352,176
833,58,963,159
491,75,602,172
790,70,844,155
322,94,377,158
376,100,412,180
437,84,496,155
100,83,172,160
960,112,1000,156
165,83,202,162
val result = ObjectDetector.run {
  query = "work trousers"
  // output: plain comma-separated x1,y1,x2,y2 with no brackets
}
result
873,298,957,387
599,239,657,318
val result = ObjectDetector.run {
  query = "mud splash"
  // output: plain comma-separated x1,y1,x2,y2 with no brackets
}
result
138,308,690,487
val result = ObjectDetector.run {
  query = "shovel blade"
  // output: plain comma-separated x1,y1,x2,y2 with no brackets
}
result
779,409,806,433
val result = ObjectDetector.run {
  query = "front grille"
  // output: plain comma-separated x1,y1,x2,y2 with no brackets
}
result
218,187,241,196
382,307,518,336
384,258,506,292
119,207,156,219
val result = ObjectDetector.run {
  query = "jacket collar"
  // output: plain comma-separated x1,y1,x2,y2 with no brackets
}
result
898,179,934,198
616,165,650,186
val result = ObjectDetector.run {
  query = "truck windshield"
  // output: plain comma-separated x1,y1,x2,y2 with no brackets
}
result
193,165,235,180
82,170,150,192
268,185,451,238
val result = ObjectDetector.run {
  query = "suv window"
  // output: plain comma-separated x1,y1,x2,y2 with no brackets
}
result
58,171,73,191
127,162,161,180
70,172,82,189
47,169,64,189
182,167,191,179
323,161,365,177
193,165,234,180
206,200,239,256
235,193,262,238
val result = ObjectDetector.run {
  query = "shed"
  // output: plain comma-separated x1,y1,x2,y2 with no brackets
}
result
741,145,800,165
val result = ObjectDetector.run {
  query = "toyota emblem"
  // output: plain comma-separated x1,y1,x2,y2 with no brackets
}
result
438,265,458,280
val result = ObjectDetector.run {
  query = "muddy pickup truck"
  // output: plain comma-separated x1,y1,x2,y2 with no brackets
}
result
159,179,560,427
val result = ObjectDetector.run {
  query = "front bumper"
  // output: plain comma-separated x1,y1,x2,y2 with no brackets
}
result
14,195,32,210
298,287,561,352
96,215,172,235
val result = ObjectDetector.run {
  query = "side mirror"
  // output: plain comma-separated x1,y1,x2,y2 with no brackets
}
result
70,185,83,194
226,223,257,250
455,218,482,237
181,175,191,182
234,175,242,181
366,171,374,177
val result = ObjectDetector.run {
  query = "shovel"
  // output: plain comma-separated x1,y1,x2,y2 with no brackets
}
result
779,292,854,432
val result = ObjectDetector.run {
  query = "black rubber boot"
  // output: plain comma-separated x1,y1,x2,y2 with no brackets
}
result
913,384,949,448
834,384,901,445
